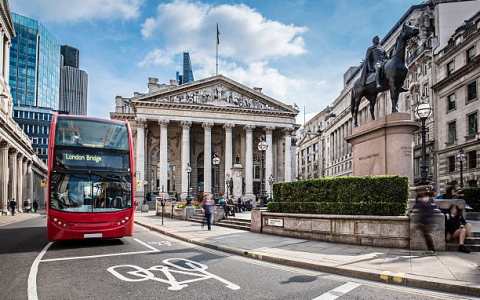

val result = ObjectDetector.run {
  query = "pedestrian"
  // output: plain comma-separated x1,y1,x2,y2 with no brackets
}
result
415,189,437,256
201,193,215,231
27,199,32,213
33,199,39,213
445,180,464,199
445,204,472,253
9,198,17,216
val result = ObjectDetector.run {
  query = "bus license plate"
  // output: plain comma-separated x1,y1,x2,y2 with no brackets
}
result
84,233,102,238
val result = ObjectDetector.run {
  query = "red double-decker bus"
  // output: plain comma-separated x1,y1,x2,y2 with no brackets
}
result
46,114,135,240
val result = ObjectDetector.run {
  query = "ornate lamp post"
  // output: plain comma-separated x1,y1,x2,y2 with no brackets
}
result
268,174,274,201
257,136,268,207
212,153,220,203
456,148,466,188
415,101,432,185
225,173,231,199
186,163,192,205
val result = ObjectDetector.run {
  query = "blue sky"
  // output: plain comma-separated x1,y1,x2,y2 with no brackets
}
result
10,0,421,125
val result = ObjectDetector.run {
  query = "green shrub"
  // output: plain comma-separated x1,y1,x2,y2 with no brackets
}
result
270,175,409,216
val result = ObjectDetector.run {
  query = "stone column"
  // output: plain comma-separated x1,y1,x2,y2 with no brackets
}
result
17,153,23,211
224,123,234,194
135,118,146,202
276,135,284,182
265,126,275,195
245,125,255,200
27,161,33,202
8,149,17,207
0,141,9,215
284,128,292,182
181,121,192,200
22,159,28,201
158,119,169,194
202,122,213,194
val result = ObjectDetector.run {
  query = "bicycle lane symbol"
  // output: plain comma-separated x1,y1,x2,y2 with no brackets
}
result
107,258,240,291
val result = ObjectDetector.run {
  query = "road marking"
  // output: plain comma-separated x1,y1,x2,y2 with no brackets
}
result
108,258,240,291
134,237,161,251
28,242,53,300
312,282,361,300
147,241,172,246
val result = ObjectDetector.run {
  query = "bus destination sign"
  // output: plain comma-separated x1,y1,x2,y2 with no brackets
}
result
62,153,123,168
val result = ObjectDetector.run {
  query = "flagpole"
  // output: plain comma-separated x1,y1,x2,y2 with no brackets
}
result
216,23,219,75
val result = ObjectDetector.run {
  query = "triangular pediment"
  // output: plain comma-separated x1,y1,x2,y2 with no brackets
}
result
131,75,298,115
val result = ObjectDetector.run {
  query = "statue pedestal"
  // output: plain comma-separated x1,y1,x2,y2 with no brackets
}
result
345,113,419,184
231,164,243,201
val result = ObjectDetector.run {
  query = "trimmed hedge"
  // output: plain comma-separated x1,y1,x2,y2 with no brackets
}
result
269,175,410,216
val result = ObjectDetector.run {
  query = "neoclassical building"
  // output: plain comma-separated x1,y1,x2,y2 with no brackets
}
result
111,75,299,203
0,0,47,214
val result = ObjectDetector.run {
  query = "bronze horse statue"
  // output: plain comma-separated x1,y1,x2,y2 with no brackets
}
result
351,24,419,127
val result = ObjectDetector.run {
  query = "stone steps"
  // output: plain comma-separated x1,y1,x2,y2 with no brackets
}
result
188,213,251,231
216,217,251,231
446,234,480,252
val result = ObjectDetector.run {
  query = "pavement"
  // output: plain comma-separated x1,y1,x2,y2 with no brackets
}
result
2,209,480,297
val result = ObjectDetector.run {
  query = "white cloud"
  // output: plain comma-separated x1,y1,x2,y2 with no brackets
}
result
139,0,308,63
9,0,143,23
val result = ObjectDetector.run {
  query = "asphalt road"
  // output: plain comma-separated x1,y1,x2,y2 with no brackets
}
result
0,216,478,300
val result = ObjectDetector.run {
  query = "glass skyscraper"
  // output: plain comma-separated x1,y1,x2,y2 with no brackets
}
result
10,13,60,109
9,13,61,163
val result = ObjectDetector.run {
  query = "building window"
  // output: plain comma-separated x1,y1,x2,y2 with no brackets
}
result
302,158,305,166
447,61,455,75
313,143,318,151
448,156,456,172
468,150,477,169
314,153,318,161
423,83,429,97
448,121,456,142
468,112,478,135
467,46,475,63
254,166,260,179
307,146,312,154
301,149,306,157
447,94,456,111
467,81,477,101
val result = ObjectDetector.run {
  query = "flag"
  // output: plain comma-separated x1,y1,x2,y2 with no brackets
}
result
216,23,220,45
294,103,299,110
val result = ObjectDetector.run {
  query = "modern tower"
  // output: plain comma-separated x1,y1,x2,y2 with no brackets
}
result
9,13,61,163
175,52,194,85
59,45,88,116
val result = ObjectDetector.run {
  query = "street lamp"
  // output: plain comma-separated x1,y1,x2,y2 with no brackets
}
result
212,153,220,203
225,173,231,199
415,100,432,185
257,136,268,207
456,148,466,188
186,163,192,205
268,174,275,201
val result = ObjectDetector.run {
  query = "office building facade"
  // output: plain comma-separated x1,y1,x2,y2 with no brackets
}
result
59,45,88,116
9,13,61,163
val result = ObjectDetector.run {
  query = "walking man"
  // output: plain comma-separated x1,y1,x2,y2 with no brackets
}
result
201,193,215,231
9,198,17,216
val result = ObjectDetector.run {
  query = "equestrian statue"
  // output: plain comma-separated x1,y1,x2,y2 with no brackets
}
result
351,23,419,127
